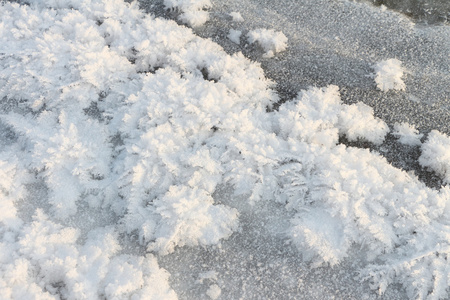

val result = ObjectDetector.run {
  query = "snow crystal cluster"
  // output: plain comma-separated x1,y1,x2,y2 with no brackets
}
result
373,58,406,91
247,28,288,58
228,29,242,44
393,122,423,146
420,131,450,184
164,0,211,27
1,0,450,299
229,11,244,23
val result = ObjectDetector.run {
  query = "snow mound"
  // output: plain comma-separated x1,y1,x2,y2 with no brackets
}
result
393,122,423,146
275,89,450,299
247,28,288,58
419,130,450,183
373,59,406,91
164,0,211,27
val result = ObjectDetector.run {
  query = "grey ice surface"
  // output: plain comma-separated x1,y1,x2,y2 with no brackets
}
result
361,0,450,24
137,0,449,299
158,185,407,300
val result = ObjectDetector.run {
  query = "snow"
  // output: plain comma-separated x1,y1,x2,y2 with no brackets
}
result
206,284,221,299
393,122,423,146
373,59,406,92
227,29,242,44
1,0,450,299
164,0,211,27
247,28,288,58
420,130,450,184
229,11,244,22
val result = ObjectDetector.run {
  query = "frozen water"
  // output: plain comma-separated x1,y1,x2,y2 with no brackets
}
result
137,0,449,299
360,0,450,24
142,0,449,132
1,0,450,299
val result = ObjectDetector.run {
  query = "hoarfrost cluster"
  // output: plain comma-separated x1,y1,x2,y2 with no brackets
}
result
0,0,450,299
372,58,406,92
393,122,424,146
247,28,288,58
164,0,211,27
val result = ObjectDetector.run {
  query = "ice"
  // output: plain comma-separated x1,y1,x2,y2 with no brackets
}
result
1,0,450,299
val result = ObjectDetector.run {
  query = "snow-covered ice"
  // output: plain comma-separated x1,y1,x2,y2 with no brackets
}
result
1,0,450,299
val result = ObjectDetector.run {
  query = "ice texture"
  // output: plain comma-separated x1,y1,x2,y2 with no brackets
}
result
1,0,450,299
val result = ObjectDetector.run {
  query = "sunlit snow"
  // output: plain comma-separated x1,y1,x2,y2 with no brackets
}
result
1,0,450,299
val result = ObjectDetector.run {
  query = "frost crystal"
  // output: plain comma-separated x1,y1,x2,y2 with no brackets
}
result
373,59,406,91
206,284,222,299
393,122,423,146
229,11,244,22
419,130,450,183
228,29,242,44
164,0,212,27
247,28,288,58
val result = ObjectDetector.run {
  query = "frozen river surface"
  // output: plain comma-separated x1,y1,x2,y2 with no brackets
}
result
138,0,449,299
1,0,449,299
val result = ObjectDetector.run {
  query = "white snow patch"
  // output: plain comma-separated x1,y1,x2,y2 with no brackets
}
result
164,0,212,27
393,122,423,146
206,284,222,299
229,11,244,22
338,102,389,145
277,85,388,147
373,59,406,91
419,130,450,183
149,186,238,255
228,29,242,44
290,209,348,267
247,28,288,58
